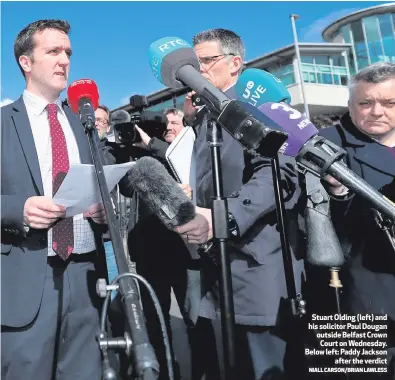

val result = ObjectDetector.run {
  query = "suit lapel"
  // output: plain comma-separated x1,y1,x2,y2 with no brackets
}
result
11,97,44,195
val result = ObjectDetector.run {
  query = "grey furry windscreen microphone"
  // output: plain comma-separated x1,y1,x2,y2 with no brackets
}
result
125,156,195,229
110,109,131,125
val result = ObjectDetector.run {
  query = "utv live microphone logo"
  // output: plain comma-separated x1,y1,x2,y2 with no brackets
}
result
241,80,267,107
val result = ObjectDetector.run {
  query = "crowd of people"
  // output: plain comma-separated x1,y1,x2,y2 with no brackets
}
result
1,18,394,380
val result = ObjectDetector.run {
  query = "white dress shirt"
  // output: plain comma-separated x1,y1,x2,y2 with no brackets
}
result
23,90,96,256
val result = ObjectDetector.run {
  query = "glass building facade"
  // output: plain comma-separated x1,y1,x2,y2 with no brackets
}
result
329,11,395,73
267,54,349,87
142,6,395,113
146,51,350,112
146,95,185,112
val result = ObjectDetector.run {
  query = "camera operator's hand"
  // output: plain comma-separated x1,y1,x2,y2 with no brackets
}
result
184,91,198,125
133,126,152,149
179,183,193,200
175,206,213,244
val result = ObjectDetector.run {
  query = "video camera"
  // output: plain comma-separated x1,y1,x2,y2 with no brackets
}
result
113,95,168,145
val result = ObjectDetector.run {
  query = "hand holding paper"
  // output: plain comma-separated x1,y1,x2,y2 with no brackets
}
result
53,162,135,217
83,203,107,224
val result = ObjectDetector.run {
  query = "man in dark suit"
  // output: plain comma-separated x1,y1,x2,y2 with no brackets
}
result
1,19,107,380
319,62,395,379
177,28,305,379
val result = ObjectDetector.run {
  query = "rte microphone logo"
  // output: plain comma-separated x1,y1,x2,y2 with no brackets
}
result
158,38,189,52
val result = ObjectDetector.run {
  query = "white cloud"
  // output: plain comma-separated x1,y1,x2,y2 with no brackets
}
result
0,98,14,107
300,8,358,42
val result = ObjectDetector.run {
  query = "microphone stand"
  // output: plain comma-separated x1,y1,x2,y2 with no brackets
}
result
205,115,236,380
304,172,345,314
303,172,349,379
80,112,159,380
270,156,307,375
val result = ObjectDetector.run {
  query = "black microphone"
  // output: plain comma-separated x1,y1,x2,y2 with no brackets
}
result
125,156,196,229
111,110,139,145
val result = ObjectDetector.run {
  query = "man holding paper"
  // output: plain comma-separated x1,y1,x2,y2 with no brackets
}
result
1,19,107,380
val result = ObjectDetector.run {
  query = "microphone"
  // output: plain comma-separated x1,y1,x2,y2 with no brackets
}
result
149,36,229,112
111,109,131,125
124,156,196,229
67,79,99,125
235,68,291,107
148,37,288,156
233,72,395,219
257,102,395,220
110,110,138,144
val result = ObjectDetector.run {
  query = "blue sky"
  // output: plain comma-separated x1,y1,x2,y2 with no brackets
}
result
0,1,389,109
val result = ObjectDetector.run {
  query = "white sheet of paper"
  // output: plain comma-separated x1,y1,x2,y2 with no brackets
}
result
165,126,199,258
165,126,196,195
53,162,135,217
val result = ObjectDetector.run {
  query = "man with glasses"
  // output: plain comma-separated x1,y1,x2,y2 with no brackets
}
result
95,104,111,140
177,28,305,379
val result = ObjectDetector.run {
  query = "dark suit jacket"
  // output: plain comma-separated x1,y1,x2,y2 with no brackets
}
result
319,113,395,319
195,87,305,326
1,96,104,328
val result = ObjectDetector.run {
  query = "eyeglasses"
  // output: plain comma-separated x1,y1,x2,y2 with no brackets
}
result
198,53,235,65
96,118,109,125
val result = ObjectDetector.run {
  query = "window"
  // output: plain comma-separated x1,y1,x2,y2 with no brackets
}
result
379,14,395,62
340,25,352,43
280,73,295,86
379,14,394,37
315,56,330,65
351,20,369,69
270,64,295,86
363,16,383,63
146,98,175,112
331,55,346,67
301,55,314,64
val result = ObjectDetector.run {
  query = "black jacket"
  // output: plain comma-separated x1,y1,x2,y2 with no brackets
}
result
319,112,395,319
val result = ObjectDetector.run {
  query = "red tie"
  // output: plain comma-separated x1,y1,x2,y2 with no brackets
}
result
47,103,74,260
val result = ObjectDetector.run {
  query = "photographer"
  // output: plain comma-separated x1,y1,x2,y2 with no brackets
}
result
133,108,184,158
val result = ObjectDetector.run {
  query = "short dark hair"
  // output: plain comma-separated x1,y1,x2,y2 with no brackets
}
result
14,19,71,77
97,104,110,117
348,62,395,99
